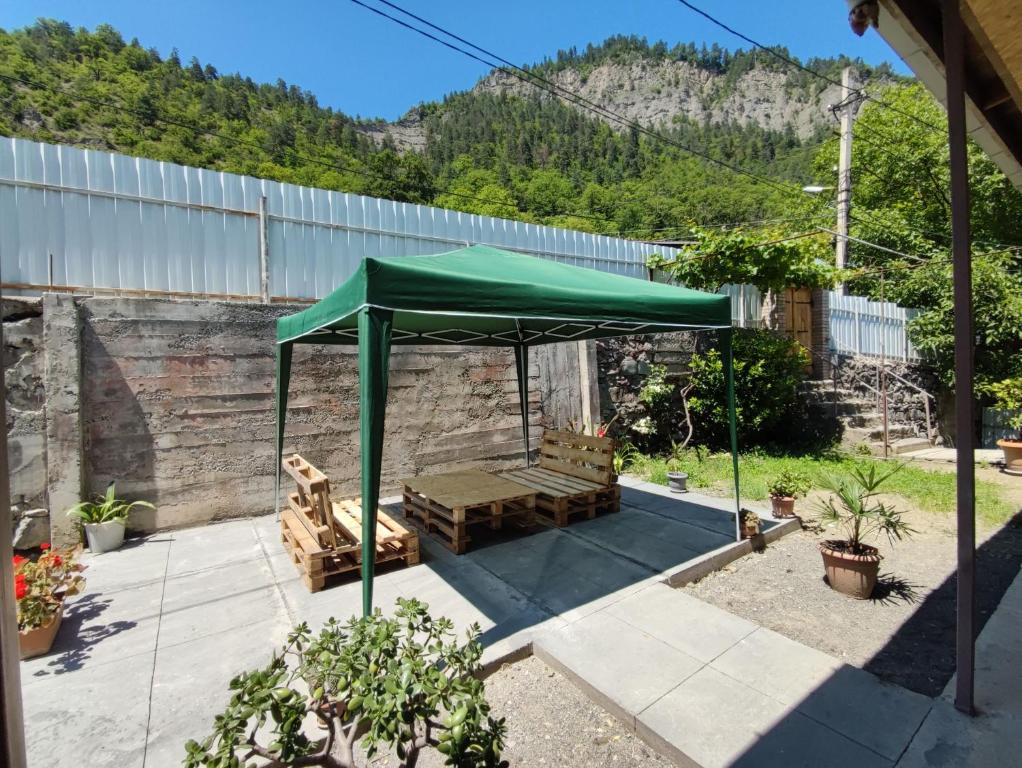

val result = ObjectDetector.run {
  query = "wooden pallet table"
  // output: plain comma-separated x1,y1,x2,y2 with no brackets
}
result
401,469,536,554
499,429,621,527
280,454,419,592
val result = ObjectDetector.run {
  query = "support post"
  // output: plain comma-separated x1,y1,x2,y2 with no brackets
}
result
513,345,531,467
942,0,976,716
258,195,270,304
835,66,855,293
274,342,293,520
0,316,27,767
358,307,393,618
720,328,742,542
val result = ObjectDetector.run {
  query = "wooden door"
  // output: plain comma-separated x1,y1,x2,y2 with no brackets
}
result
783,287,813,371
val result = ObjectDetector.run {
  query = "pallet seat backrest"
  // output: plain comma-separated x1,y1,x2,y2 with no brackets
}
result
281,454,339,548
537,429,616,487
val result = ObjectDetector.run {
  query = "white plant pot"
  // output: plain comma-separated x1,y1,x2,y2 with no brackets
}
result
83,520,126,553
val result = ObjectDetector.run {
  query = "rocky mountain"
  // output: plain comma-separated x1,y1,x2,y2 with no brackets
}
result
366,36,899,152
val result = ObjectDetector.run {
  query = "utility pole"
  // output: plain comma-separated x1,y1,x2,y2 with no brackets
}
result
835,66,855,294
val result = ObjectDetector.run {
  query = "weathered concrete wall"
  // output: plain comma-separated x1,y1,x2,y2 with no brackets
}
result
43,294,85,547
4,298,49,547
5,295,586,539
76,297,554,532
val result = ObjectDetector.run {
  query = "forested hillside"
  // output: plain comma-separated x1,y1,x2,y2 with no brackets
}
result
1,20,871,236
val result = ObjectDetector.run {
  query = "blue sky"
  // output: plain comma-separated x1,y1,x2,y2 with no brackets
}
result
1,0,908,121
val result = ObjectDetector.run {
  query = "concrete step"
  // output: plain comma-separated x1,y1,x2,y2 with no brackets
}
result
889,437,934,455
868,424,917,441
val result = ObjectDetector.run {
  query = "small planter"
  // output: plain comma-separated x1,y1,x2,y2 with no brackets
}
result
997,439,1022,474
19,605,64,660
820,540,882,599
740,510,761,539
667,471,688,493
84,520,126,553
770,495,796,518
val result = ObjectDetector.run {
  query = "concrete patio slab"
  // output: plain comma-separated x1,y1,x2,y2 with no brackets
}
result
637,665,892,768
535,610,704,721
143,618,290,768
21,484,820,768
21,649,155,768
606,583,758,663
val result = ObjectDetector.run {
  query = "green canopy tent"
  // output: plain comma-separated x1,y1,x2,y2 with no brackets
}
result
275,245,740,616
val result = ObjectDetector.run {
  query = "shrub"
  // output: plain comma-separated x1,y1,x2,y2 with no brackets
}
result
183,598,506,768
687,329,809,448
768,469,811,499
986,377,1022,437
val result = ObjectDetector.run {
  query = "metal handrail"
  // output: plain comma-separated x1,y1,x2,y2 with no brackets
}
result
804,347,937,447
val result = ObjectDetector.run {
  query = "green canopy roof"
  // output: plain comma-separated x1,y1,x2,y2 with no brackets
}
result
275,245,740,617
276,245,731,346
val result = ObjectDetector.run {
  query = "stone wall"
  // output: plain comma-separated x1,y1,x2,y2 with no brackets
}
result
831,354,943,439
8,296,583,545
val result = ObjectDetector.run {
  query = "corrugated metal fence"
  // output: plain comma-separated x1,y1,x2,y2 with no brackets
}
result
0,137,680,302
826,290,920,362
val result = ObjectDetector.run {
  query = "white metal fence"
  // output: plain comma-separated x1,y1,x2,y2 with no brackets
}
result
826,290,921,362
0,137,682,301
649,267,763,328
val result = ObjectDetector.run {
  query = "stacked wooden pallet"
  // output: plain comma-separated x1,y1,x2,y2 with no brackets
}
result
500,429,621,527
401,469,536,554
280,454,419,592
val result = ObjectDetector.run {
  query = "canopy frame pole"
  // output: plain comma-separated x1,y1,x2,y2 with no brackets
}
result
721,328,742,541
358,306,394,618
514,344,530,468
274,342,293,521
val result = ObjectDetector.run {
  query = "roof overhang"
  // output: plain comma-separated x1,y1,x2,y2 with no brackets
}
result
854,0,1022,190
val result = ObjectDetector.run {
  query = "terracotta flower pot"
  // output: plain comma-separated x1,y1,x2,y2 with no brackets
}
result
997,439,1022,474
770,495,796,518
19,605,64,660
820,541,881,599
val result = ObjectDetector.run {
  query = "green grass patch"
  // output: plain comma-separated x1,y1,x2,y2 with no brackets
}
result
625,449,1014,527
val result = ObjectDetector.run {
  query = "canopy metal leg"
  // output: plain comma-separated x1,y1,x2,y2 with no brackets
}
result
274,342,293,521
514,345,531,467
721,328,742,541
358,307,394,618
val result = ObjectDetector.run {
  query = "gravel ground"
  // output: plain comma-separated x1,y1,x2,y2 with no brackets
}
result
685,467,1022,697
362,655,675,768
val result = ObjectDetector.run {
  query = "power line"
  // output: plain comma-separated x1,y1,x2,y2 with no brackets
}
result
672,0,945,135
349,0,809,201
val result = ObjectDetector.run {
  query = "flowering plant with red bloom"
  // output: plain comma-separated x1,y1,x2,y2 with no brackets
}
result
13,546,86,631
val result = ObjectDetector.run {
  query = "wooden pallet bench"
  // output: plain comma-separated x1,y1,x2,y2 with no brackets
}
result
499,429,621,527
401,469,536,554
280,454,419,592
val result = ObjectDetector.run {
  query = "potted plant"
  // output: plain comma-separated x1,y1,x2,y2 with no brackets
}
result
66,483,155,554
817,464,913,599
988,377,1022,473
768,469,811,518
14,544,86,659
740,508,761,539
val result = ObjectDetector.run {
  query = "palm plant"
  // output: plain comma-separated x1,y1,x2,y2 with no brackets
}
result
66,483,155,526
817,463,913,554
613,442,641,475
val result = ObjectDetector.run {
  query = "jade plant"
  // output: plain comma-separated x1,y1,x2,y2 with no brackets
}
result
183,598,507,768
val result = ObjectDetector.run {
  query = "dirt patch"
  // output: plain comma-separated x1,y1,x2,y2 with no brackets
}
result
362,655,674,767
685,469,1022,697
